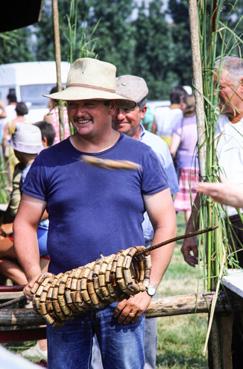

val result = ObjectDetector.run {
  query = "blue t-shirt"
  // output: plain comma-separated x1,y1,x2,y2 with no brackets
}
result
23,134,168,274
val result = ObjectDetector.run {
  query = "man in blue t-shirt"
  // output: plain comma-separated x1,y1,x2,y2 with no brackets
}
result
91,75,178,369
13,58,176,369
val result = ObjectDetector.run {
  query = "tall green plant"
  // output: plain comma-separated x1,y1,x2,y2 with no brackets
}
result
196,0,243,291
65,0,99,62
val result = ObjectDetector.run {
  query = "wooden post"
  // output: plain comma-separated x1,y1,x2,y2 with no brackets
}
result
188,0,206,178
1,292,243,328
52,0,65,141
188,2,221,367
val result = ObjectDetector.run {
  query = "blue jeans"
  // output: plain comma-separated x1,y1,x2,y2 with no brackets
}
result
91,318,157,369
144,318,157,369
47,304,145,369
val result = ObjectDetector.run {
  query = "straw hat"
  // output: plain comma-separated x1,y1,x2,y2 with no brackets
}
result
45,58,136,103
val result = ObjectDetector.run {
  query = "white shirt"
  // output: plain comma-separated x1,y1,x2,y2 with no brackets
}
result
139,125,178,243
154,106,183,137
216,117,243,216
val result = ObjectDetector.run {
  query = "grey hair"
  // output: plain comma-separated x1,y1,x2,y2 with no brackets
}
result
215,56,243,82
137,97,147,109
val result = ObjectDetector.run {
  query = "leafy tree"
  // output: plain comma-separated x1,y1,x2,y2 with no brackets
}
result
132,0,178,99
167,0,193,88
0,0,242,97
86,0,135,74
0,28,33,64
34,2,55,61
221,0,243,56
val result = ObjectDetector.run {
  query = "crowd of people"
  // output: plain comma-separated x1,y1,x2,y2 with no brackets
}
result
0,54,242,369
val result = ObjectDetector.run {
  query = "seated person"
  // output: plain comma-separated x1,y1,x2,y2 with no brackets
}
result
0,122,55,285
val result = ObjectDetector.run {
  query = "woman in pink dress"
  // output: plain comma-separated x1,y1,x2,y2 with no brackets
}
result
170,95,199,221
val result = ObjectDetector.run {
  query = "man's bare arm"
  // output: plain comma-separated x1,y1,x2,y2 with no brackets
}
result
13,194,47,293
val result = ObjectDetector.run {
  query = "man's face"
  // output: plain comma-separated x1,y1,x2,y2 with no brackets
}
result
113,103,146,138
217,70,243,117
67,99,114,137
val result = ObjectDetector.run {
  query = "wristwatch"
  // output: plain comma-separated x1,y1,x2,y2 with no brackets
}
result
145,284,157,297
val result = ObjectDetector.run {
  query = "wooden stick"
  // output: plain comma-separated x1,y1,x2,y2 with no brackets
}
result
82,155,141,170
0,295,25,309
52,0,65,141
188,0,206,177
137,226,218,256
3,292,243,328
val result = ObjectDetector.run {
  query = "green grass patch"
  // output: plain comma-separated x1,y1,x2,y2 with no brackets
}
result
156,315,208,368
156,213,208,368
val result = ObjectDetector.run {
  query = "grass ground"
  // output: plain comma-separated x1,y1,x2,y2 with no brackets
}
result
155,213,208,369
4,213,209,368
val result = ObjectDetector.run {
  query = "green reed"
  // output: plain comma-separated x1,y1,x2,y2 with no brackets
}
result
196,0,242,290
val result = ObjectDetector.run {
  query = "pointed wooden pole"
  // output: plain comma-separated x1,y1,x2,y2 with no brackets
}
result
188,0,206,178
52,0,65,141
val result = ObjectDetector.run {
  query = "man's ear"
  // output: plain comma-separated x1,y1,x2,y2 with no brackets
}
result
140,105,147,119
42,137,48,148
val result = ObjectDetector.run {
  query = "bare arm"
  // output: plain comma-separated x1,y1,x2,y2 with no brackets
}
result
197,182,243,208
13,194,46,293
170,133,181,158
114,188,176,323
181,193,200,267
144,188,176,287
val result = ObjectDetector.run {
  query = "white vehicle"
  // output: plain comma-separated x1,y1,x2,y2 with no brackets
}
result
0,61,70,122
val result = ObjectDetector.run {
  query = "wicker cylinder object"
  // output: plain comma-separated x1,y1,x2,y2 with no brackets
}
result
30,246,151,326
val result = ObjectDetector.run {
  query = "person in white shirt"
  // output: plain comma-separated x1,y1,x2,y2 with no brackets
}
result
154,86,187,146
181,55,243,369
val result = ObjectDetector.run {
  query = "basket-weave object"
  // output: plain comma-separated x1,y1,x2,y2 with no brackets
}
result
30,246,151,326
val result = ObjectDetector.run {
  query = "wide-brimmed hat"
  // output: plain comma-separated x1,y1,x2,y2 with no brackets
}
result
116,75,149,103
12,123,43,154
45,58,136,103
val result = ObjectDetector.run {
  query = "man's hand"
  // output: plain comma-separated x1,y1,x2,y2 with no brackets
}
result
181,237,198,267
197,182,243,208
23,272,52,300
113,291,151,325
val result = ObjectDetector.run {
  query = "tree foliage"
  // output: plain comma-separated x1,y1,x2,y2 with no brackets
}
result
133,1,175,98
0,0,242,99
0,28,33,63
167,0,192,86
87,0,135,74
